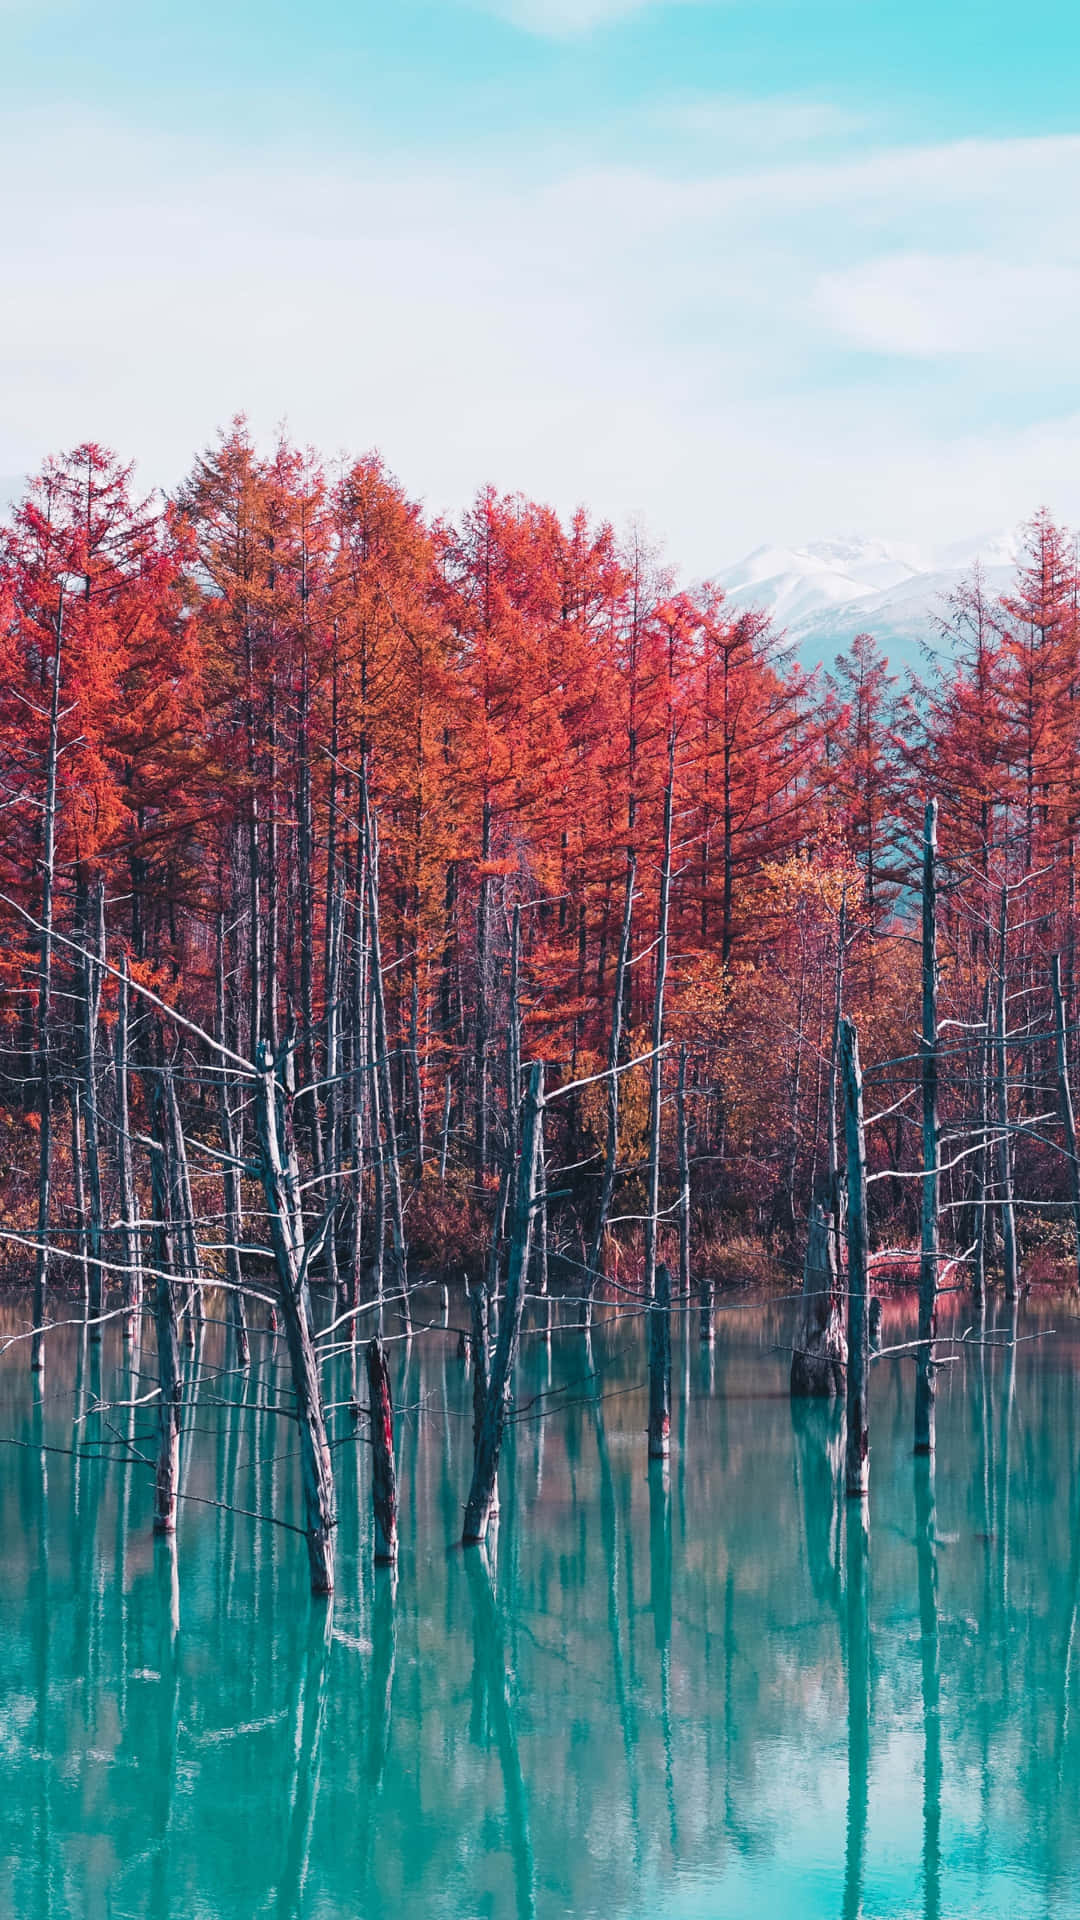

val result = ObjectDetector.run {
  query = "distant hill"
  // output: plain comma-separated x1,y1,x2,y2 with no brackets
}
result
717,531,1021,682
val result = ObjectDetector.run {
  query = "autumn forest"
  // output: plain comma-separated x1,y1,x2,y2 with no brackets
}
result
3,429,1080,1361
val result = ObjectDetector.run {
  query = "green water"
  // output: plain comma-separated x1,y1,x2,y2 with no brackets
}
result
0,1290,1077,1919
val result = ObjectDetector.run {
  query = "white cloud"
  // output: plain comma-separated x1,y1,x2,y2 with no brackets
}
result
478,0,683,35
814,252,1080,357
3,113,1080,568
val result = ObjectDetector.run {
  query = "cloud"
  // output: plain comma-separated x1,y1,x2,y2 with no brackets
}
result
3,113,1080,568
815,252,1080,357
478,0,684,36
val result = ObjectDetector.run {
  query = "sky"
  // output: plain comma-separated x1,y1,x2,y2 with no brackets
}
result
3,0,1080,574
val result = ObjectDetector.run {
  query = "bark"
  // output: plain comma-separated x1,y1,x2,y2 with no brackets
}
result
149,1093,182,1534
216,915,249,1368
790,1177,847,1396
915,798,939,1455
840,1018,870,1498
115,956,141,1331
588,854,636,1288
82,881,107,1337
366,1336,398,1564
364,788,408,1326
1051,952,1080,1291
676,1045,691,1301
994,885,1019,1301
647,1259,672,1460
31,591,63,1373
463,1060,544,1544
644,740,675,1302
255,1039,337,1595
439,1073,452,1182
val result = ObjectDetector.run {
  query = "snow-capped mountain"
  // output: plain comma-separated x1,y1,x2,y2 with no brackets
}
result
718,531,1021,677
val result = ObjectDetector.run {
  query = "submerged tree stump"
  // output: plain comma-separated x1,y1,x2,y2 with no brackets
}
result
647,1260,672,1459
366,1336,398,1565
791,1178,847,1397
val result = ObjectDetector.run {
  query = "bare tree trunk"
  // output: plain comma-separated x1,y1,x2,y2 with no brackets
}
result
164,1069,201,1350
475,796,492,1176
255,1040,337,1596
364,788,408,1327
216,916,249,1369
676,1046,691,1300
915,798,939,1456
463,1061,544,1544
322,881,343,1301
644,741,675,1302
588,855,636,1298
647,1259,672,1460
115,956,141,1334
791,1178,847,1396
32,592,64,1373
995,885,1019,1301
439,1073,452,1182
366,1336,398,1564
972,976,991,1306
1051,952,1080,1290
149,1093,182,1533
83,881,107,1338
71,1083,89,1310
840,1018,869,1499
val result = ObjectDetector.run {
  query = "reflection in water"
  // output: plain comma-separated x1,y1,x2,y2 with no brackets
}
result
0,1292,1079,1917
915,1457,941,1920
843,1496,869,1920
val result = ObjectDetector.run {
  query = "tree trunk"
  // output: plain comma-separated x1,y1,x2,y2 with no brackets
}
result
149,1093,182,1534
216,915,249,1368
463,1061,544,1544
254,1040,337,1596
647,1259,672,1459
644,742,674,1302
840,1018,870,1498
83,881,107,1338
791,1177,847,1396
588,854,636,1294
32,592,63,1373
995,885,1019,1301
915,798,939,1456
115,956,141,1334
676,1045,691,1301
364,788,408,1327
1051,952,1080,1290
366,1336,398,1565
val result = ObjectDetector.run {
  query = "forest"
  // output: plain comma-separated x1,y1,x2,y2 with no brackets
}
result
2,426,1079,1589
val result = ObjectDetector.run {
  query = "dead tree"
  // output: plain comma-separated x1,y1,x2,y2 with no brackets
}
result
792,888,847,1397
366,1336,398,1565
994,883,1019,1301
791,1178,847,1396
255,1038,337,1596
840,1018,870,1498
82,881,107,1337
216,916,249,1367
149,1093,183,1534
1051,953,1080,1291
115,955,142,1333
588,853,636,1299
462,1060,544,1545
31,588,64,1373
644,742,674,1303
647,1259,672,1460
676,1047,691,1301
364,790,408,1327
915,798,939,1456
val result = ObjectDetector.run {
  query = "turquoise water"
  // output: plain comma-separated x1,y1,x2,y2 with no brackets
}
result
0,1289,1077,1919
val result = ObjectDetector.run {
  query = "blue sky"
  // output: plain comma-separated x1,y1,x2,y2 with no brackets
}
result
4,0,1080,570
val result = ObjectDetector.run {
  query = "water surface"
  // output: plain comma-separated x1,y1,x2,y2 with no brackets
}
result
0,1289,1077,1919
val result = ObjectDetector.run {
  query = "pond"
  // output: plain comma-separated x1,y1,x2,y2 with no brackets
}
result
0,1287,1077,1919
